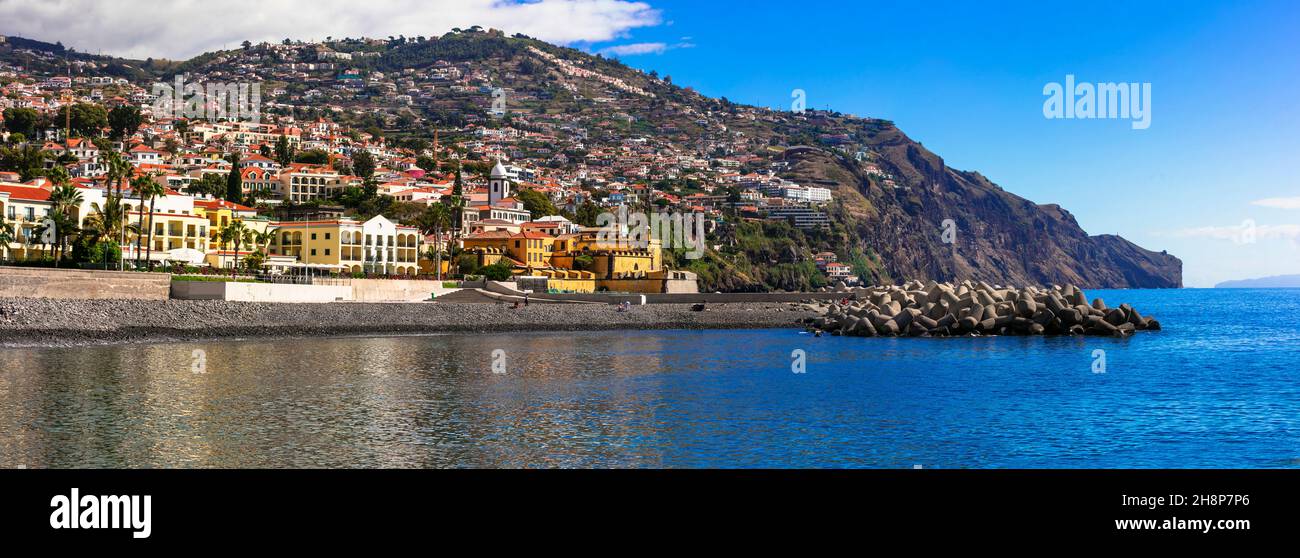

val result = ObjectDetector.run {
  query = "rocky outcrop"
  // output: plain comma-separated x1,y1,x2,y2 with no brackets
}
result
801,280,1161,337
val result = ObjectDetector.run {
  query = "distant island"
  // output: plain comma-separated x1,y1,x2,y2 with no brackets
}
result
1215,275,1300,288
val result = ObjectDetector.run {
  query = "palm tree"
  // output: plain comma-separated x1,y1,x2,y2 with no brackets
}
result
0,222,15,263
448,163,466,277
217,225,234,272
46,181,84,266
240,228,260,273
45,166,80,262
243,228,275,275
30,220,53,261
221,221,249,276
101,149,133,270
131,174,165,269
419,202,451,281
84,195,139,268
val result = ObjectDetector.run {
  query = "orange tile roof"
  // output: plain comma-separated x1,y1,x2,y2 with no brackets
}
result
0,184,51,201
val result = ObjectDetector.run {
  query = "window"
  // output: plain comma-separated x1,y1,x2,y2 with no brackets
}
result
25,208,35,220
5,207,13,219
311,233,317,240
311,249,317,256
325,249,331,256
325,233,331,240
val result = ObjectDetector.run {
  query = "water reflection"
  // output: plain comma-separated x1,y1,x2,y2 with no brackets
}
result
0,332,693,468
3,290,1299,469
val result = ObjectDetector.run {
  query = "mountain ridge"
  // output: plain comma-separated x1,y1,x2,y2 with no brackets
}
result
1215,275,1300,289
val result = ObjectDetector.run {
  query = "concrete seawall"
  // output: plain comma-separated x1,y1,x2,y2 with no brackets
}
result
170,278,461,302
0,298,819,347
0,267,171,300
170,281,354,303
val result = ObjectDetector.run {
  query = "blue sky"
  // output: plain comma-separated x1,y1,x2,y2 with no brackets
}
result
583,0,1300,287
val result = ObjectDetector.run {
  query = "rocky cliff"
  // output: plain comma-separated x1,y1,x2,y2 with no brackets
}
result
780,125,1181,289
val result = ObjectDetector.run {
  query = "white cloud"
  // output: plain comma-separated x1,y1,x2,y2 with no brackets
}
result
596,40,694,57
0,0,663,59
1251,197,1300,210
598,42,668,56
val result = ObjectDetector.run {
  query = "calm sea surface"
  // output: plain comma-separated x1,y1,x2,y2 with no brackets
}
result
1,289,1297,468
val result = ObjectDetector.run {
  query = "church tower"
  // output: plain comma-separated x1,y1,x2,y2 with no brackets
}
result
489,160,511,206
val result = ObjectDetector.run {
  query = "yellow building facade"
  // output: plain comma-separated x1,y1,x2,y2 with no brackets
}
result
462,228,675,293
267,215,422,275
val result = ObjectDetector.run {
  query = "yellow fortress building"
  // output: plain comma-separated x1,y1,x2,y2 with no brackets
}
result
267,215,423,275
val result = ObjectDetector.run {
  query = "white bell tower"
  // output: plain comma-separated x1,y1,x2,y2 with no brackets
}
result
489,161,511,206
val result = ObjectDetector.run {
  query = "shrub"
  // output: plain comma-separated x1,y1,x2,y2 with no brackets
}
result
480,261,513,281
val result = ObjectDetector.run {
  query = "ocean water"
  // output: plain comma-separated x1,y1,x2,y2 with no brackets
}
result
0,289,1297,469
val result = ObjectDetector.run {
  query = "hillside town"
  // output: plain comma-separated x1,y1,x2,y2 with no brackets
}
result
0,31,865,295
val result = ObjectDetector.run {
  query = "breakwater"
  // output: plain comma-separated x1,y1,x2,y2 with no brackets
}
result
802,281,1162,337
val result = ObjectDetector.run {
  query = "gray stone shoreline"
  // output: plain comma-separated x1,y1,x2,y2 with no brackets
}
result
0,298,820,348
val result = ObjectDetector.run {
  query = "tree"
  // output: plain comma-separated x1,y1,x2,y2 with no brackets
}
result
225,154,243,201
134,174,166,269
726,186,742,215
415,155,437,173
274,134,294,166
2,107,39,138
352,150,376,179
221,221,249,276
417,202,452,280
0,222,14,262
574,200,602,227
46,171,82,266
102,148,131,198
0,144,50,181
293,149,330,165
57,103,109,138
108,106,143,140
185,173,227,198
448,164,467,276
83,195,138,267
245,229,275,274
30,219,53,260
516,189,559,219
